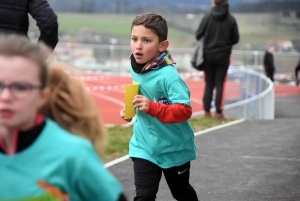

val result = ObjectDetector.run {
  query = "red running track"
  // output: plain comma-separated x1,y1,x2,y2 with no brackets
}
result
82,75,300,125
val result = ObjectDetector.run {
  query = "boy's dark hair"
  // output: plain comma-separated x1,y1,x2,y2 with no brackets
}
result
131,13,168,42
214,0,229,6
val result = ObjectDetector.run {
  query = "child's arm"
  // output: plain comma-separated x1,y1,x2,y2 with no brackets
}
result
146,101,192,123
133,95,192,124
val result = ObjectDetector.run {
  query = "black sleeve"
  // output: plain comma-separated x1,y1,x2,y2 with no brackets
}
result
297,59,300,70
263,53,267,68
270,54,275,69
231,18,239,45
118,193,128,201
28,0,59,50
264,53,275,70
195,14,208,41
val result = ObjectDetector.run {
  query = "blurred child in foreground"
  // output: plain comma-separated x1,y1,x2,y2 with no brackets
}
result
0,34,127,201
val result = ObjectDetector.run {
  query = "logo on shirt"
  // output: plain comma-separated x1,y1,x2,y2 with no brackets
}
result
156,97,170,105
38,180,70,201
1,180,69,201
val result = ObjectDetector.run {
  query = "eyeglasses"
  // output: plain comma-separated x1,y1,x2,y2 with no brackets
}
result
0,82,41,99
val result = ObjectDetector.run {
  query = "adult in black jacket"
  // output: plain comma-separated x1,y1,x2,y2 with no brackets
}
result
0,0,58,50
295,57,300,86
263,45,276,82
195,0,239,119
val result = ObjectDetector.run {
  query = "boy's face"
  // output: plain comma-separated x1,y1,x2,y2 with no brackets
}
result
131,25,167,64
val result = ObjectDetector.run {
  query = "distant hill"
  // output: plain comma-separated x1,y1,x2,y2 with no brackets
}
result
108,0,249,6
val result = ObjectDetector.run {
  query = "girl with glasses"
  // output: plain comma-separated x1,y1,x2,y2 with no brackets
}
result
0,34,127,201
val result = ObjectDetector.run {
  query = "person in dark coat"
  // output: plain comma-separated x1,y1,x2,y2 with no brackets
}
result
295,57,300,86
195,0,239,119
263,44,276,82
0,0,58,50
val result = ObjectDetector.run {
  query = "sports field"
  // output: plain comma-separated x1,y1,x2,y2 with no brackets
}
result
29,12,300,48
82,74,300,125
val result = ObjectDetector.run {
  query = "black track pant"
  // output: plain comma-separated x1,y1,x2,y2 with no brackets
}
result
132,158,198,201
266,70,275,82
295,65,300,84
203,52,230,114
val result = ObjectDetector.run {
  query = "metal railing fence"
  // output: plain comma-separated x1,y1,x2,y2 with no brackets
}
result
52,43,300,74
192,67,274,119
52,43,276,120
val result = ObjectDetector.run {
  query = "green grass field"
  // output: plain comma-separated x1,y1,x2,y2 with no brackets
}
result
56,13,188,38
43,12,300,49
28,12,299,49
57,14,132,36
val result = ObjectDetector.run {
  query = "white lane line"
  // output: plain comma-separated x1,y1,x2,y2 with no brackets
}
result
87,85,125,91
110,90,125,94
90,91,124,107
190,97,203,105
194,119,245,136
104,118,245,168
105,155,129,168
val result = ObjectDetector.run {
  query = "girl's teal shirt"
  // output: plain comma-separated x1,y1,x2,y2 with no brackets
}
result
0,119,123,201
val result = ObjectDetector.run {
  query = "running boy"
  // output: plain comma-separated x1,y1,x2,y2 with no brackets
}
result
120,13,199,201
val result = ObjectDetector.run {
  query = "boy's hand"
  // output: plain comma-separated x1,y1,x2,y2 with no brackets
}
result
133,95,150,112
120,108,125,119
120,108,132,122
